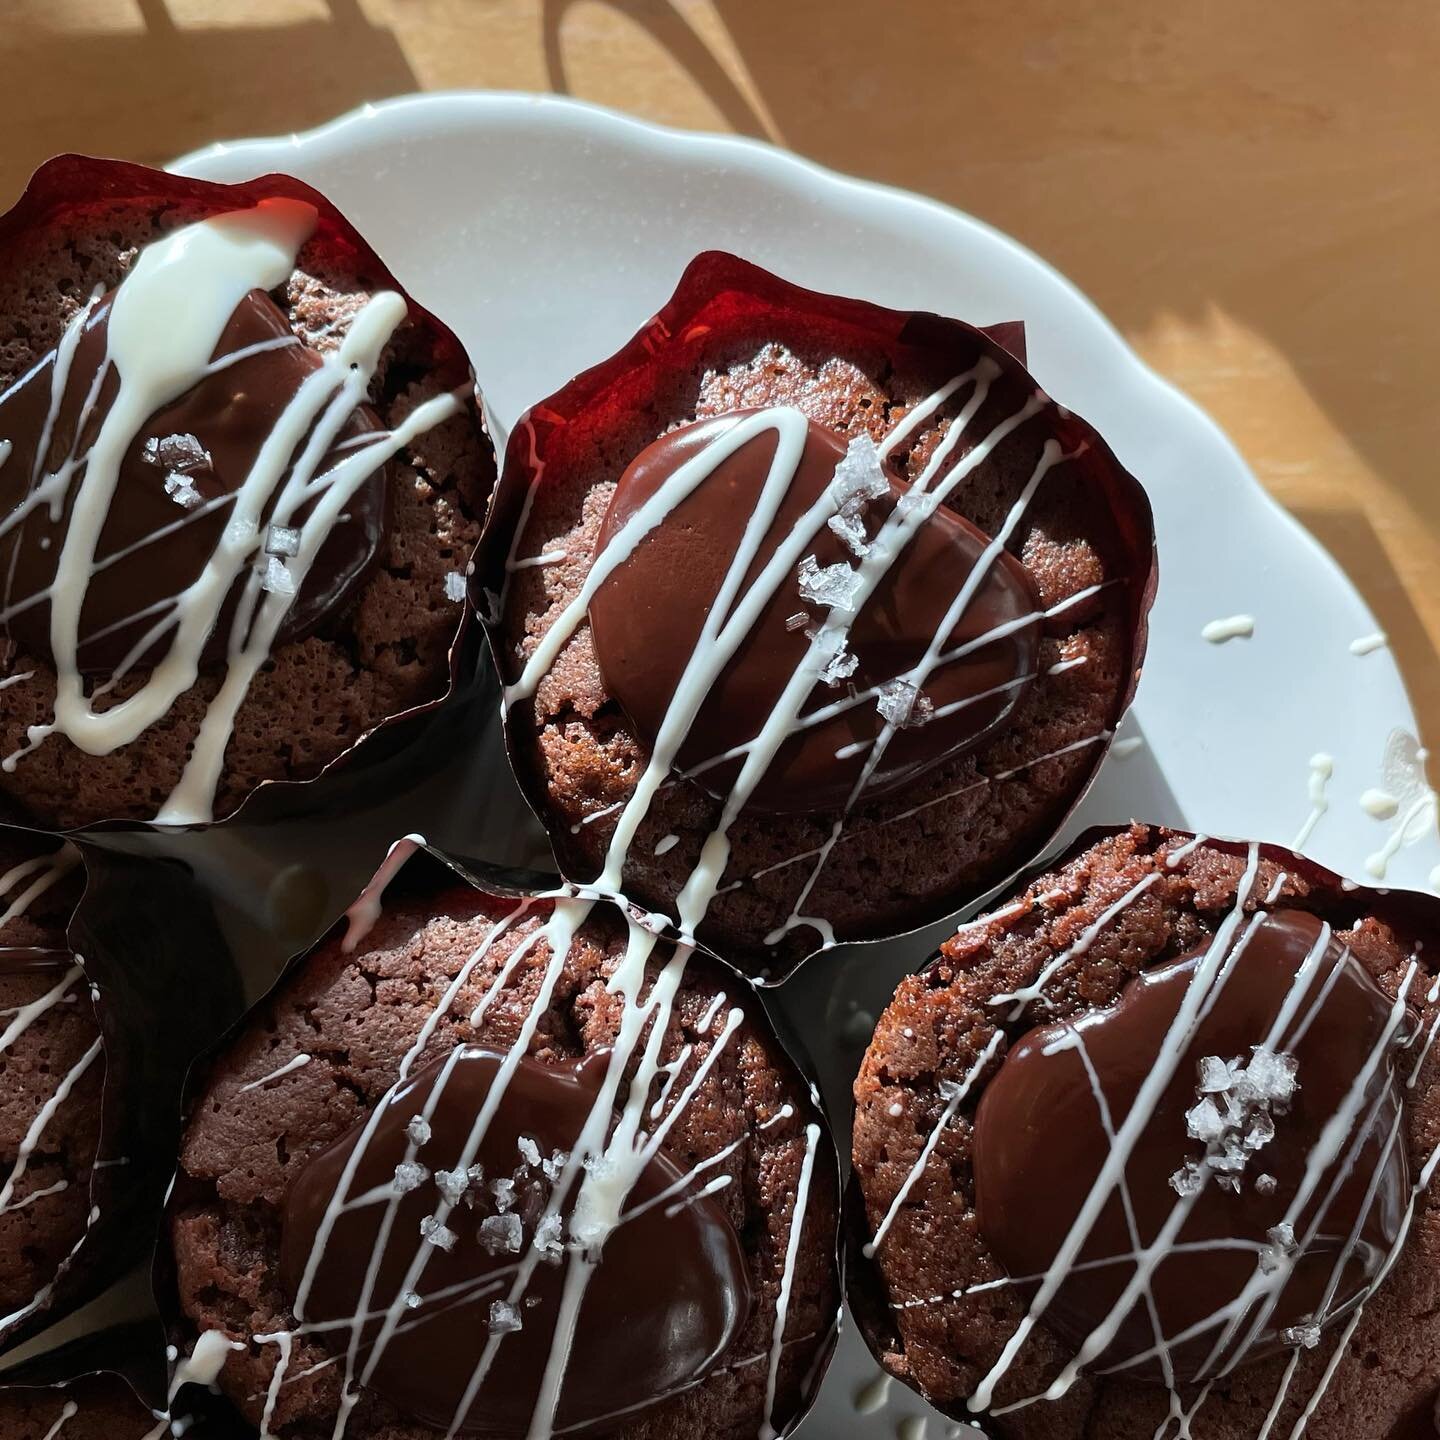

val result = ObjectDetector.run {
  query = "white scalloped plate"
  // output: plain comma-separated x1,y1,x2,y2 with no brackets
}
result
171,91,1440,1437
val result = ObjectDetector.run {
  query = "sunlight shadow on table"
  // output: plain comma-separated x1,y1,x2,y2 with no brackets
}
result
540,0,772,139
0,0,415,196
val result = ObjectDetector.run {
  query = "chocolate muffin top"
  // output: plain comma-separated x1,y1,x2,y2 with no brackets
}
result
0,827,104,1339
0,157,492,829
482,252,1154,976
851,824,1440,1439
171,861,838,1439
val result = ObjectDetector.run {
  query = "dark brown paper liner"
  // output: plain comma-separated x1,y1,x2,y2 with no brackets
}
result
0,153,494,837
0,824,236,1379
474,250,1157,982
844,821,1440,1429
157,840,842,1439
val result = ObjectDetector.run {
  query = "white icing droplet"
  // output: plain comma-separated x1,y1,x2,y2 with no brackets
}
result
1360,788,1400,821
853,1371,892,1414
1293,752,1334,850
1201,614,1255,643
1349,631,1387,656
1110,735,1145,759
897,1417,929,1440
653,834,679,857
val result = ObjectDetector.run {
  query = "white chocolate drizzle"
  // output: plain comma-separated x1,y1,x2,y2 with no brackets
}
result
874,838,1439,1437
503,363,1113,958
1,204,463,824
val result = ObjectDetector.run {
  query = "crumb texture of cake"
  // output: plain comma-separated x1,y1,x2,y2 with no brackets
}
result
482,251,1154,974
851,823,1440,1439
0,827,102,1339
171,852,838,1440
0,156,492,829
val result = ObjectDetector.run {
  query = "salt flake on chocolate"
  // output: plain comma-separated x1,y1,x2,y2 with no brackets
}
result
797,554,862,613
163,473,202,509
489,1300,523,1334
142,432,211,475
392,1160,429,1194
405,1115,432,1146
261,556,296,597
877,679,934,729
479,1213,523,1255
419,1215,457,1251
264,524,301,558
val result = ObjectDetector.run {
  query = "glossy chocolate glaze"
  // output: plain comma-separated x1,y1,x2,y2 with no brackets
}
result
280,1046,753,1437
973,911,1411,1383
0,288,388,674
587,410,1041,814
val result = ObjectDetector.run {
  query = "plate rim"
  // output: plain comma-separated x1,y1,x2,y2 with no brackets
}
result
169,88,1419,735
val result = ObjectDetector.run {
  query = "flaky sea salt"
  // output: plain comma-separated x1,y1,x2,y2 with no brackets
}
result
825,436,890,557
785,611,810,632
405,1116,432,1146
489,1301,523,1334
1256,1173,1278,1195
264,524,301,558
261,555,296,597
1198,1056,1234,1093
533,1212,564,1263
1281,1323,1321,1350
434,1167,470,1205
490,1177,516,1212
392,1161,429,1194
542,1150,568,1183
443,571,467,602
1260,1222,1296,1275
1169,1160,1205,1198
877,679,934,729
797,555,862,613
1185,1097,1226,1144
164,472,202,509
403,1291,422,1310
419,1216,457,1251
142,432,210,474
479,1213,523,1255
819,643,859,687
517,1136,542,1169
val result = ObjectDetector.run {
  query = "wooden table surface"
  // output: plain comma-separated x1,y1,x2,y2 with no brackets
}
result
4,0,1438,751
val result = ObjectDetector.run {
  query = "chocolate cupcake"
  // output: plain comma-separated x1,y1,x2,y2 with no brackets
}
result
0,156,493,829
478,253,1155,976
0,823,237,1355
170,845,839,1438
0,827,103,1338
850,824,1440,1438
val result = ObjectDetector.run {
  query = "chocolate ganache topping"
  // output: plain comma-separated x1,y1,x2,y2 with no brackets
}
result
0,287,388,674
973,910,1413,1383
280,1046,753,1437
587,409,1041,813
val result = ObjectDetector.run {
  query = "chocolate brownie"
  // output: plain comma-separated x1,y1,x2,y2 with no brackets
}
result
171,860,839,1438
482,252,1154,974
0,827,104,1337
851,824,1440,1439
0,156,493,829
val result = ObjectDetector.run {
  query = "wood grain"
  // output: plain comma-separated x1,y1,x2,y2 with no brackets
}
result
3,0,1437,752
